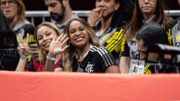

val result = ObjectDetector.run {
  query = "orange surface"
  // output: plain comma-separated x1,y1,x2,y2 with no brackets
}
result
0,71,180,101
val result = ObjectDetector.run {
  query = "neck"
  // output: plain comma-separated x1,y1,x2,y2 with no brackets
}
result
58,7,74,26
143,13,154,21
101,15,113,30
76,43,90,61
8,15,19,30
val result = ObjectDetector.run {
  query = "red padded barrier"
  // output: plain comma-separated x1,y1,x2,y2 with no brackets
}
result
0,71,180,101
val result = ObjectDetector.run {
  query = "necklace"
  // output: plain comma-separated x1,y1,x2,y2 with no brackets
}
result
77,61,83,72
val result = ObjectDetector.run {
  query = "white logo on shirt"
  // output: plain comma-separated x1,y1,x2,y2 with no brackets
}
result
85,62,94,73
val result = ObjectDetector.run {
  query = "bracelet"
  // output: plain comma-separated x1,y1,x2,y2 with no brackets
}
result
20,56,29,60
46,55,56,61
90,25,96,30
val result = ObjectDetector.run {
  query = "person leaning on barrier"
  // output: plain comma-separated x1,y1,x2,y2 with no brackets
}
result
0,0,38,62
15,22,63,72
88,0,134,66
44,0,78,33
135,22,174,73
45,18,120,73
171,0,180,63
0,9,19,70
119,0,174,73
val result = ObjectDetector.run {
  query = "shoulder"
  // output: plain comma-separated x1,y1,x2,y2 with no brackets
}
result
172,17,180,28
90,46,110,56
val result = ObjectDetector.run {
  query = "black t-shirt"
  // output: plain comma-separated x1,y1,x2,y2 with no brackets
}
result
58,45,117,73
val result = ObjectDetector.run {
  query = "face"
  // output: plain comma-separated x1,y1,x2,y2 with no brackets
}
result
96,0,120,18
44,0,65,22
138,0,157,15
69,21,90,48
36,26,58,51
0,0,18,19
137,39,148,59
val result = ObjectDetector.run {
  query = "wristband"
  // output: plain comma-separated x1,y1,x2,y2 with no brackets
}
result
90,25,96,30
46,55,56,61
20,56,29,60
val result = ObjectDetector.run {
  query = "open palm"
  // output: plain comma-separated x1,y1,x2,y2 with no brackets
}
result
48,34,69,56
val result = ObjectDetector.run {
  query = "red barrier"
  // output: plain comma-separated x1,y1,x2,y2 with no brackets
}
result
0,71,180,101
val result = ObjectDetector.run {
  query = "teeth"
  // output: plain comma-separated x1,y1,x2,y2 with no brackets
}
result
76,38,83,40
45,43,50,46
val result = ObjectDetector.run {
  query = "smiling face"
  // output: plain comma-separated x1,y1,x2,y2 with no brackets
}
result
95,0,120,18
138,0,157,15
0,0,18,20
36,26,58,52
69,21,90,48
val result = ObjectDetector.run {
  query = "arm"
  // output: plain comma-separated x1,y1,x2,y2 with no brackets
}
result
105,65,120,73
44,34,69,71
15,33,30,72
119,56,130,73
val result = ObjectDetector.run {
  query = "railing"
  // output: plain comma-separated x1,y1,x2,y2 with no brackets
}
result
25,10,180,25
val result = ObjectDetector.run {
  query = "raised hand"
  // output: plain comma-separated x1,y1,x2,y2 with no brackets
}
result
88,8,104,26
48,34,69,57
17,33,30,57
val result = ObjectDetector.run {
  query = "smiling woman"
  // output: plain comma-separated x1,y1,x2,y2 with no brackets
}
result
15,22,63,72
45,18,120,73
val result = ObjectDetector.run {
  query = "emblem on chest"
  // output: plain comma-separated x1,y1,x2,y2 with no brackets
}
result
85,62,94,73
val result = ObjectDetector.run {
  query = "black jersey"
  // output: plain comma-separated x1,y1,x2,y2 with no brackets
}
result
58,45,117,73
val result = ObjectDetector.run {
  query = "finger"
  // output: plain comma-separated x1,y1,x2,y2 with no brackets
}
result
30,43,38,48
57,34,64,42
62,45,69,52
26,33,29,44
30,48,38,51
61,37,69,45
59,34,67,43
19,44,24,48
100,10,104,18
52,35,57,42
19,33,24,44
94,8,102,12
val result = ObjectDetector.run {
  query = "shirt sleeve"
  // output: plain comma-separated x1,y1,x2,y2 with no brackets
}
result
25,60,35,71
57,59,64,69
97,48,117,71
120,41,130,57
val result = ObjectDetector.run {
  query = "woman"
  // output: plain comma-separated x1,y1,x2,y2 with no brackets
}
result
0,0,38,61
0,9,19,71
46,18,120,73
88,0,134,65
15,22,63,72
120,0,174,73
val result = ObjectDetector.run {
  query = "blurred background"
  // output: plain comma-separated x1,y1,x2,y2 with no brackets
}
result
23,0,180,26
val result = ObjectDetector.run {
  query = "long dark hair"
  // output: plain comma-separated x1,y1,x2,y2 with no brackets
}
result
63,18,100,71
0,9,10,30
109,0,134,28
124,0,174,40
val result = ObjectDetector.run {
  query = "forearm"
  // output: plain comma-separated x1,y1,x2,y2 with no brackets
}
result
119,57,130,73
105,65,120,73
15,59,28,72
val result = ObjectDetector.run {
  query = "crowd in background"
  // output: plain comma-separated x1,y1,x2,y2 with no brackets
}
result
0,0,180,74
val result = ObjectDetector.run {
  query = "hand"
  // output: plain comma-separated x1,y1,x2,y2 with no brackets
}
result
17,33,30,57
29,43,39,59
48,34,69,57
88,8,104,26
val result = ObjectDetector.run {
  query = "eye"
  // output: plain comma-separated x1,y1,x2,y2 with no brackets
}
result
70,30,75,34
46,32,51,36
79,28,84,31
38,37,43,40
50,3,56,7
105,0,109,2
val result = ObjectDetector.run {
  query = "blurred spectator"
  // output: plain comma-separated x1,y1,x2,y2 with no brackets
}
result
136,22,169,73
0,9,19,70
120,0,174,73
88,0,134,65
15,22,63,72
44,0,78,33
0,0,38,61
